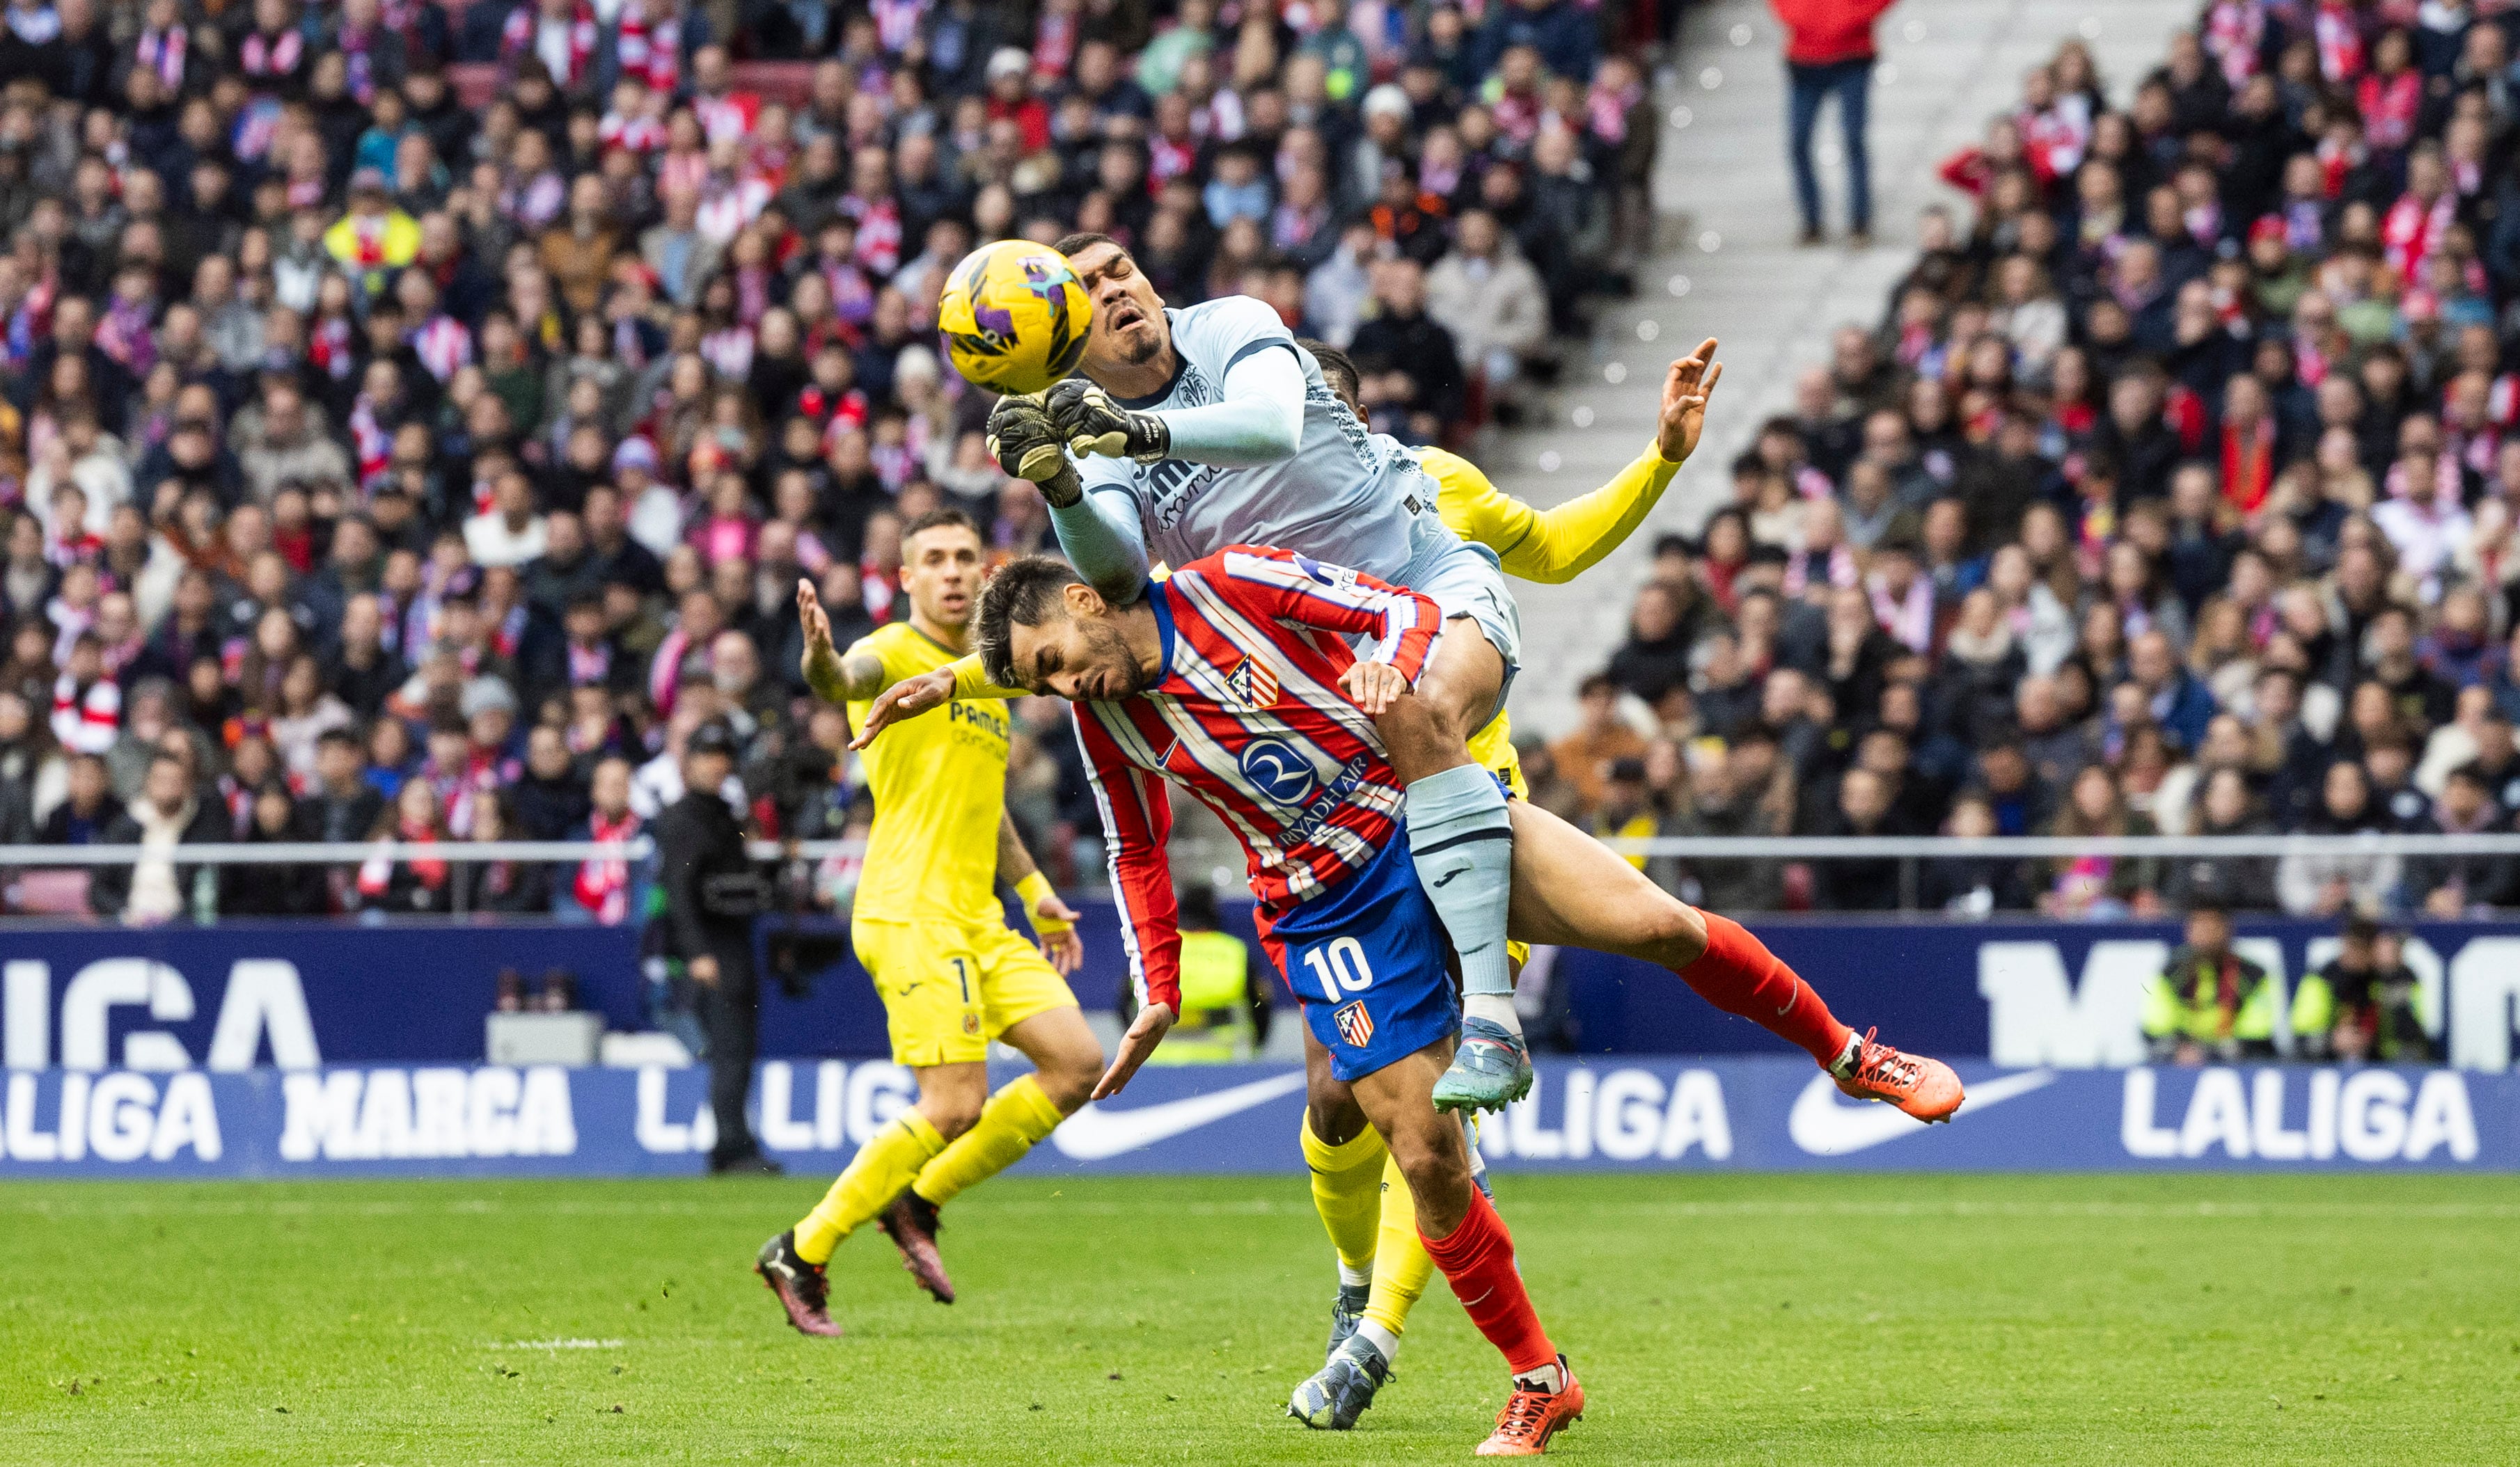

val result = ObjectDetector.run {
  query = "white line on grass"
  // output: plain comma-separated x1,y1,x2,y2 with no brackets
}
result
485,1338,624,1351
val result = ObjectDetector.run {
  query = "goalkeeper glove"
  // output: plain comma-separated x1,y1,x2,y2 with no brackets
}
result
986,393,1085,507
1048,378,1172,463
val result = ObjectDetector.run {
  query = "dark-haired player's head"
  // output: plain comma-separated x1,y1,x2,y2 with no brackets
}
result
975,555,1156,700
901,507,985,631
1300,336,1362,415
1057,233,1168,373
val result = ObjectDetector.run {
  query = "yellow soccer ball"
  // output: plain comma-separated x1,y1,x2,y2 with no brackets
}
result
936,240,1094,395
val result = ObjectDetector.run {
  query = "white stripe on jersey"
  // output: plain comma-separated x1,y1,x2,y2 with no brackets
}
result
1173,570,1380,748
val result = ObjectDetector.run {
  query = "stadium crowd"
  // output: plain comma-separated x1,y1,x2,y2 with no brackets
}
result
0,0,1662,921
1540,4,2520,920
7,0,2520,928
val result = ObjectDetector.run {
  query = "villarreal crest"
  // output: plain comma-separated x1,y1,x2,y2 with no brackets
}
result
1333,1000,1374,1048
1222,656,1280,711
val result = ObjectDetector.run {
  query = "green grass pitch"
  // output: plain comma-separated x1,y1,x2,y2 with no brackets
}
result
6,1173,2517,1464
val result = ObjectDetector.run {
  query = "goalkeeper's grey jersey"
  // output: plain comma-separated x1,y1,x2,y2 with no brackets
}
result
1073,295,1449,579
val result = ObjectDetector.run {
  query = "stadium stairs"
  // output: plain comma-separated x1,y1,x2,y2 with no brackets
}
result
1498,0,2191,739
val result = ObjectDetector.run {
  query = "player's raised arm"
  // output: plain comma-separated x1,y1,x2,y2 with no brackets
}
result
796,579,889,706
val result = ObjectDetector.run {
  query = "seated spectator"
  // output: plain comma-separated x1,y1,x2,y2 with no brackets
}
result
2279,761,2402,917
1348,256,1466,438
2290,918,2437,1065
225,782,330,917
563,754,646,924
456,788,553,914
2404,763,2517,917
1802,766,1910,912
38,751,120,843
2038,766,2159,920
1919,793,2031,915
1605,579,1701,705
356,779,459,916
90,750,226,925
2141,901,2277,1065
1546,672,1647,818
1424,208,1548,406
1589,756,1658,871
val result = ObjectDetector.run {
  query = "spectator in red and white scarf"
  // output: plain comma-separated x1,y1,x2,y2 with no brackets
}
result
502,0,595,91
615,0,685,93
2382,144,2456,284
567,755,644,923
49,631,119,754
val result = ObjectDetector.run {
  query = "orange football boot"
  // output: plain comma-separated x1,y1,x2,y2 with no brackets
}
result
1476,1356,1584,1457
1832,1026,1964,1122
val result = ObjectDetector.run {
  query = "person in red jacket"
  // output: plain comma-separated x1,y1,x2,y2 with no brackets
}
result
1769,0,1900,245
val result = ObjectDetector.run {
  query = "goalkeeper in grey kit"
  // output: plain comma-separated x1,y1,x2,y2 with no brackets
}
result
865,231,1536,1111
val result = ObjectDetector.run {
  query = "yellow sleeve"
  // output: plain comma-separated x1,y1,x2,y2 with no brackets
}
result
1428,441,1682,585
950,651,1030,701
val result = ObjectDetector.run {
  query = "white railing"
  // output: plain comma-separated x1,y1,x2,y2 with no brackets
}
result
1,832,2517,866
6,832,2517,919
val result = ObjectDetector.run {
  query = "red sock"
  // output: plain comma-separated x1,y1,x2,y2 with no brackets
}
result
1678,912,1854,1068
1418,1189,1556,1377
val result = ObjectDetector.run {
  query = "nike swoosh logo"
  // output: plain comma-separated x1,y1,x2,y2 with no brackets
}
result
1050,1071,1309,1161
1787,1068,2056,1157
1433,867,1470,888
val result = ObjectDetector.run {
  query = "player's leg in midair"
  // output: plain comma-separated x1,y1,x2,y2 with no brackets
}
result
1502,801,1963,1117
1375,628,1531,1113
1353,1038,1584,1456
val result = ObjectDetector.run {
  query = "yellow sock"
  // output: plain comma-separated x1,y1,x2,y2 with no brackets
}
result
794,1109,945,1264
1362,1152,1433,1338
1300,1113,1387,1278
911,1075,1064,1208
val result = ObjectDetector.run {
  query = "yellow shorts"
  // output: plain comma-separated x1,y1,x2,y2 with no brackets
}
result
853,917,1079,1068
1466,714,1529,800
1465,714,1532,971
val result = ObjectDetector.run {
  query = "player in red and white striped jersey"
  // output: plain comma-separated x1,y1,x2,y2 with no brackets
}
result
978,544,1589,1454
978,546,1967,1454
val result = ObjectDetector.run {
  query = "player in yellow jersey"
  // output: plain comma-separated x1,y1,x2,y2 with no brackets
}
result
1282,338,1724,1428
755,508,1104,1336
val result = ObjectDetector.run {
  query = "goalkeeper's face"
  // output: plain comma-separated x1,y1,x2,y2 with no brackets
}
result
1007,590,1153,703
1070,241,1167,370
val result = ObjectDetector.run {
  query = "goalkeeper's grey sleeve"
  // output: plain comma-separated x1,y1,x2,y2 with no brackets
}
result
1049,487,1153,605
1154,345,1307,466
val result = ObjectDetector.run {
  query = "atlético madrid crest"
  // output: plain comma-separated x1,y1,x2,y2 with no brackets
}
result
1222,656,1279,710
1334,1000,1373,1048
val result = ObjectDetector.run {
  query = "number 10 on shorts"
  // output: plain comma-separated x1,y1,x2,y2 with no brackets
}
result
1302,936,1376,994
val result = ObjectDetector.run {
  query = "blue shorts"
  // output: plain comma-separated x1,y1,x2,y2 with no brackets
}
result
1266,834,1459,1082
